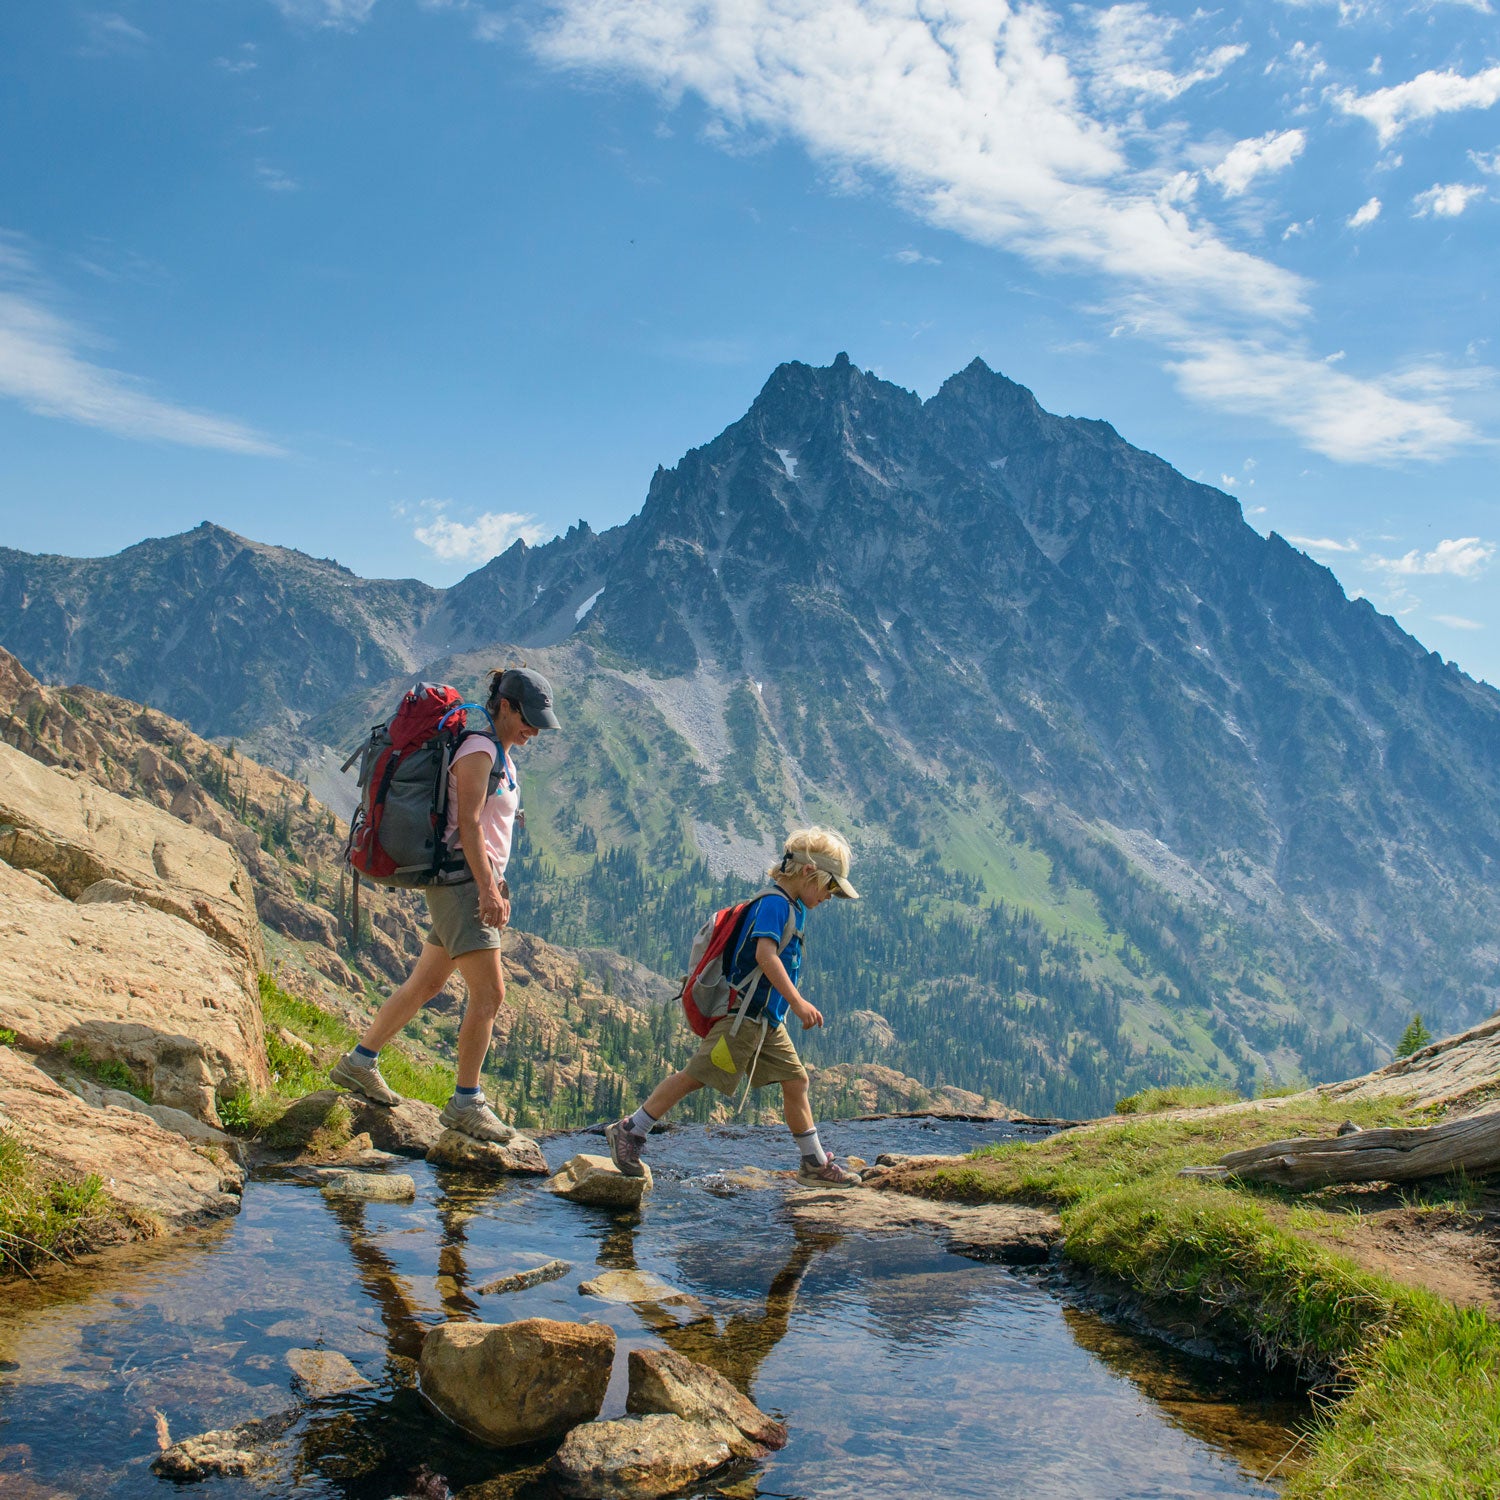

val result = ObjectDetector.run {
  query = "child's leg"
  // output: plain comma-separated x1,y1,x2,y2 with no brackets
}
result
607,1070,703,1177
781,1075,826,1162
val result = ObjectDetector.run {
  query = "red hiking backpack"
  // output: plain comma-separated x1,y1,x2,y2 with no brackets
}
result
342,683,505,888
677,888,797,1037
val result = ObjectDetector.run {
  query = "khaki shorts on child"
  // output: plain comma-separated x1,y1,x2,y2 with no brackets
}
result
684,1014,808,1095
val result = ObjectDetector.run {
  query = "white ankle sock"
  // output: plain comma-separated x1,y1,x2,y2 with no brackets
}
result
627,1106,657,1138
793,1126,828,1165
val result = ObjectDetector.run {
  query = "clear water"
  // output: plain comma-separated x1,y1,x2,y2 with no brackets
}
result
0,1119,1308,1498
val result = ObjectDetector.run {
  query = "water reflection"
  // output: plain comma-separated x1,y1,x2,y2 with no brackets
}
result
0,1121,1305,1499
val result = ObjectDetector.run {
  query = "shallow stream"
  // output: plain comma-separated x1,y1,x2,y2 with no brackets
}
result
0,1118,1308,1498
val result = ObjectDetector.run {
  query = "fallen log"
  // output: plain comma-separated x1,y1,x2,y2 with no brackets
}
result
1196,1110,1500,1190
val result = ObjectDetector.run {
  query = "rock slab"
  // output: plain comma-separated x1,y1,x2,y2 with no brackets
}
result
152,1409,298,1480
0,1046,244,1233
547,1413,731,1500
627,1348,787,1459
427,1129,549,1175
320,1171,416,1202
285,1348,372,1398
478,1259,572,1296
577,1269,699,1310
546,1153,652,1208
419,1318,615,1448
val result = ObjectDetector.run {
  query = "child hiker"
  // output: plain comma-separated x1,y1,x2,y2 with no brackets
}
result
607,826,863,1187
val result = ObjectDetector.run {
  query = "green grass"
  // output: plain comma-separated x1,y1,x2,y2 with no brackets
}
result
1114,1084,1242,1114
0,1028,17,1048
221,974,457,1140
907,1096,1500,1493
0,1129,117,1273
1285,1305,1500,1498
57,1040,152,1102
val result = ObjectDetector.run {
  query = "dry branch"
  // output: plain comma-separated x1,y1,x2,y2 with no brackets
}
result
1204,1111,1500,1190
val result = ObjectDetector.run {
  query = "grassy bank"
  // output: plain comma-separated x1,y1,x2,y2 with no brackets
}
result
0,1129,121,1275
913,1096,1499,1496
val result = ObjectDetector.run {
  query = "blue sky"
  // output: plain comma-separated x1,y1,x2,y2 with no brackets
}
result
1,0,1497,683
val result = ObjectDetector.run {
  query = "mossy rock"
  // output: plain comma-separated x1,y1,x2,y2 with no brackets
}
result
262,1089,353,1154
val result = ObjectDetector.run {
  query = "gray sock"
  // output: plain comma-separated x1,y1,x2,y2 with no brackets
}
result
347,1046,378,1068
793,1126,828,1166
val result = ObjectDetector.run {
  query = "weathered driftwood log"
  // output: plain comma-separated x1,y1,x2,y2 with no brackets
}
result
1203,1112,1500,1189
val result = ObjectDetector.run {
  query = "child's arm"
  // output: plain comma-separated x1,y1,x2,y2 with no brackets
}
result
756,936,823,1029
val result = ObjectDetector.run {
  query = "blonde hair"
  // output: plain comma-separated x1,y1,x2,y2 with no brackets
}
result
767,825,853,884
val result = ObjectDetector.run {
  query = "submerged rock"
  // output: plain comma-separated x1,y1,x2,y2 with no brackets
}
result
427,1130,549,1175
477,1259,571,1295
418,1318,614,1448
285,1348,373,1398
546,1153,652,1208
547,1414,731,1500
577,1270,697,1310
151,1408,299,1480
626,1348,787,1459
320,1171,416,1202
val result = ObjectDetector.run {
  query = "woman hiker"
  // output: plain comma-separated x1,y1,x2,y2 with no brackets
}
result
331,666,559,1142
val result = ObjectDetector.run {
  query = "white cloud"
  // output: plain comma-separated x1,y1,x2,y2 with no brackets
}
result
0,238,281,455
532,0,1484,466
1412,182,1485,217
254,161,300,192
80,12,148,56
1079,5,1246,106
1368,537,1495,576
1472,148,1500,175
1433,614,1483,630
1287,535,1360,552
1335,65,1500,146
893,248,940,265
269,0,378,27
535,0,1306,325
1347,196,1382,228
411,503,551,562
1206,129,1306,197
1165,336,1476,462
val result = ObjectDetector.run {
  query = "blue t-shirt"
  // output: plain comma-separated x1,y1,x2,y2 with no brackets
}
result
727,889,805,1027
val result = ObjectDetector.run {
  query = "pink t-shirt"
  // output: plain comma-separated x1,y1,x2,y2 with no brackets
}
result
443,736,519,878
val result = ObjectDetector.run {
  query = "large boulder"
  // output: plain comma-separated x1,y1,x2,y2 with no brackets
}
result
546,1153,652,1209
0,859,268,1124
418,1318,615,1448
626,1348,788,1459
0,739,263,979
427,1129,549,1175
547,1414,731,1500
0,1046,244,1233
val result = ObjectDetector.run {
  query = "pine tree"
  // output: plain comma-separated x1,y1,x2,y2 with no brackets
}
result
1395,1013,1433,1058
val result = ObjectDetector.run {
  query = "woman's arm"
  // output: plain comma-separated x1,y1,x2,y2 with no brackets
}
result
453,750,509,930
757,935,822,1029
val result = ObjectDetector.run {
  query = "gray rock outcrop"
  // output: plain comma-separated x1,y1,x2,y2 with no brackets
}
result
418,1318,615,1448
320,1171,416,1202
0,1045,245,1232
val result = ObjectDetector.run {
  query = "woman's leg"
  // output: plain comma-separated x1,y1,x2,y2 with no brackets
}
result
453,945,506,1089
358,942,456,1052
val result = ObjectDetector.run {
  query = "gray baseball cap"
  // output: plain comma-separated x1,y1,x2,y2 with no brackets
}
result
497,667,561,730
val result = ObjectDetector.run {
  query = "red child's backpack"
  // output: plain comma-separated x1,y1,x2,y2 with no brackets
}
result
677,888,797,1037
342,682,504,887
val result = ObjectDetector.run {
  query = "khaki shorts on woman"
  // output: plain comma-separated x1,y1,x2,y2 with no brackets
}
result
425,878,507,959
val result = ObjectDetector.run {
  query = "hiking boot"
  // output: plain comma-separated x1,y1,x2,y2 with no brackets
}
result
439,1092,516,1144
605,1119,646,1178
330,1052,401,1107
796,1157,862,1188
